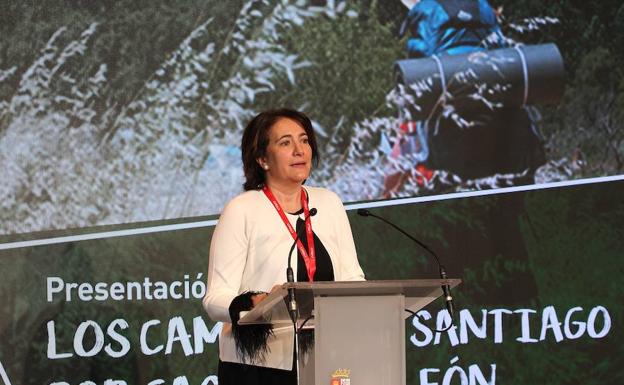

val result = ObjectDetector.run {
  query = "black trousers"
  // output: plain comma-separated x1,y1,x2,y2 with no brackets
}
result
218,360,296,385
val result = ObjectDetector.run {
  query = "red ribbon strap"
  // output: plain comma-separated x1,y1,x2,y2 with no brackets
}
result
262,186,316,281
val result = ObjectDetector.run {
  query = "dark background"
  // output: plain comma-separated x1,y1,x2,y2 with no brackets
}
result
1,180,622,384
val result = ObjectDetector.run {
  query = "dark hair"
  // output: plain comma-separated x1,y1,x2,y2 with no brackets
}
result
241,108,319,191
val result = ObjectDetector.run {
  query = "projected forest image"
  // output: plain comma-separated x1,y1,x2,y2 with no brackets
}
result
1,0,623,235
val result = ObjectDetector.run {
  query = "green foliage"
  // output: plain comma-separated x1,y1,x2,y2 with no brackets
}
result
254,2,403,148
0,0,242,107
519,181,624,384
3,0,623,181
491,0,624,176
544,46,624,174
522,182,624,306
497,0,624,72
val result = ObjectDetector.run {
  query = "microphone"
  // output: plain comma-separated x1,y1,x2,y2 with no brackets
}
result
286,207,318,323
357,208,455,323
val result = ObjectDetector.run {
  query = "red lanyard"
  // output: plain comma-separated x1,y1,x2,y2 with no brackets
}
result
262,186,316,282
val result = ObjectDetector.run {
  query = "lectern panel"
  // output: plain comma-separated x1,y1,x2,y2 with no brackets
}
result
314,295,406,385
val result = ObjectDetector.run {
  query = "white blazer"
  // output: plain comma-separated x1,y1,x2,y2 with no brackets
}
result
203,186,365,370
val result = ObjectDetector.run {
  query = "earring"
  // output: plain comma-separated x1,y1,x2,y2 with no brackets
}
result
263,164,269,170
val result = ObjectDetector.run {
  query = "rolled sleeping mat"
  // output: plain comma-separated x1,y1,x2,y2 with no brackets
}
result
394,43,565,119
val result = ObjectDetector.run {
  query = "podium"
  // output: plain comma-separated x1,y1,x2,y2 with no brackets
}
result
239,279,461,385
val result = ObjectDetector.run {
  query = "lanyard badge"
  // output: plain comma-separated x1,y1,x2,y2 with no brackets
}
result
263,186,316,281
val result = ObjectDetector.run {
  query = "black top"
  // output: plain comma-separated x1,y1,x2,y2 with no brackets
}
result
294,215,335,282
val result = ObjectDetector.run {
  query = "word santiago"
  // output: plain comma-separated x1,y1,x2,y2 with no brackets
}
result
412,305,611,385
411,305,611,346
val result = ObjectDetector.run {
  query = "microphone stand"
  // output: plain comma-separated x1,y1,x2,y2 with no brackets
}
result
286,241,301,384
286,207,317,323
286,207,316,383
357,208,456,329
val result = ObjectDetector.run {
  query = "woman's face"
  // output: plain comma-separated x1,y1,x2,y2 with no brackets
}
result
259,118,312,188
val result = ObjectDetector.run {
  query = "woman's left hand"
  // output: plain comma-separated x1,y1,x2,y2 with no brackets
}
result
251,284,282,307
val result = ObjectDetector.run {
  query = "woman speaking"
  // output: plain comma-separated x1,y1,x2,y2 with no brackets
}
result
203,108,365,385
